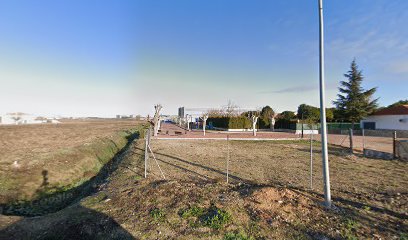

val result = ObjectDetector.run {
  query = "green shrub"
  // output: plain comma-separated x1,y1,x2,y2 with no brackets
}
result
201,205,231,229
179,205,205,218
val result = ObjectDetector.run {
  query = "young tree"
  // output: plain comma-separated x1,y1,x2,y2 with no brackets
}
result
325,108,334,122
201,114,209,136
333,59,378,128
247,111,260,136
224,100,239,117
153,104,162,136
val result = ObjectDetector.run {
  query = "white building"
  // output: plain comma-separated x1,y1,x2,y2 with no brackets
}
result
360,105,408,130
0,113,60,125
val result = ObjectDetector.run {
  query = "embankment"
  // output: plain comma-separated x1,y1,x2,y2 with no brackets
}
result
0,125,146,216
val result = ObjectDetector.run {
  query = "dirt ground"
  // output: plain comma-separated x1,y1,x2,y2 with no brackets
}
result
143,139,407,238
1,131,407,239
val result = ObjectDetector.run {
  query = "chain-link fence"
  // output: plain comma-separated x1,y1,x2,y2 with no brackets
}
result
140,132,407,200
323,129,408,160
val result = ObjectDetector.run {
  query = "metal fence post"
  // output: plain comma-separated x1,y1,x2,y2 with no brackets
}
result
362,128,365,157
310,132,313,190
144,128,150,178
349,128,354,154
393,131,397,159
226,135,230,184
145,129,149,178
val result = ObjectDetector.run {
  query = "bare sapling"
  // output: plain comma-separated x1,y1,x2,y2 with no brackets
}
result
201,114,209,136
247,111,260,137
153,104,162,136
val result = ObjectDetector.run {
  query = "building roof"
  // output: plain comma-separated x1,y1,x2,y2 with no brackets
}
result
372,105,408,116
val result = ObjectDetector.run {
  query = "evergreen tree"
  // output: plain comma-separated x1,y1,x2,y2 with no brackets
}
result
260,105,275,128
333,60,378,127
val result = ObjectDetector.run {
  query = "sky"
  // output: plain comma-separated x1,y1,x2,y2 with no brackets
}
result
0,0,407,117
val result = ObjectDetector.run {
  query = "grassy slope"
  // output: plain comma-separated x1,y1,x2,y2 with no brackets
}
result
0,122,145,205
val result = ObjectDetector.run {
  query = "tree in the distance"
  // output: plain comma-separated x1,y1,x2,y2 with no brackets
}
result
280,111,296,121
260,105,275,129
387,99,408,108
297,104,320,124
333,59,378,128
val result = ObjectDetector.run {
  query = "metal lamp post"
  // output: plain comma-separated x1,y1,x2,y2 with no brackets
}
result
318,0,332,208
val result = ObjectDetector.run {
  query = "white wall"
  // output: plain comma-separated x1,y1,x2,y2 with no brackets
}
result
361,115,408,130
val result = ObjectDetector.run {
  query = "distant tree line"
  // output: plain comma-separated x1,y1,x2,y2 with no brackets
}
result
208,60,405,130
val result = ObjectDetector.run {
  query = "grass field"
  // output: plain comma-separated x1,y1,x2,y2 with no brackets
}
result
0,119,142,204
2,135,406,239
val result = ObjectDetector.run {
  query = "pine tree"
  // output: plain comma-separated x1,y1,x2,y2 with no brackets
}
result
333,59,378,127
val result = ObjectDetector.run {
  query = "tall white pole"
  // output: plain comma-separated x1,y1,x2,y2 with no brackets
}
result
318,0,332,208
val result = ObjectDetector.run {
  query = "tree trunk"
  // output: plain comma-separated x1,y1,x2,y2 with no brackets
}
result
153,105,162,136
203,120,206,136
271,117,275,131
252,116,258,137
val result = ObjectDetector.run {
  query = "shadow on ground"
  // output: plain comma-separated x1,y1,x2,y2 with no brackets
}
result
0,205,134,240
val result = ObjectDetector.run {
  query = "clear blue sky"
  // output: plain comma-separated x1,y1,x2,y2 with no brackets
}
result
0,0,407,117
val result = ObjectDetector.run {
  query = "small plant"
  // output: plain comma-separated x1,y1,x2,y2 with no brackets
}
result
179,204,232,230
201,205,231,230
341,218,359,240
179,205,204,218
150,208,165,222
224,231,254,240
362,205,371,211
133,175,142,181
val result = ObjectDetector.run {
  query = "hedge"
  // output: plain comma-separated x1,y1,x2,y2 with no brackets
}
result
208,117,251,129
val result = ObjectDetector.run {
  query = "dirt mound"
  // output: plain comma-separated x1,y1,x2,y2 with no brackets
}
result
244,187,341,239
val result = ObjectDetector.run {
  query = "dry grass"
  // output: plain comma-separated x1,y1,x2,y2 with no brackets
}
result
147,139,407,195
139,139,408,239
1,138,407,239
0,119,142,203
